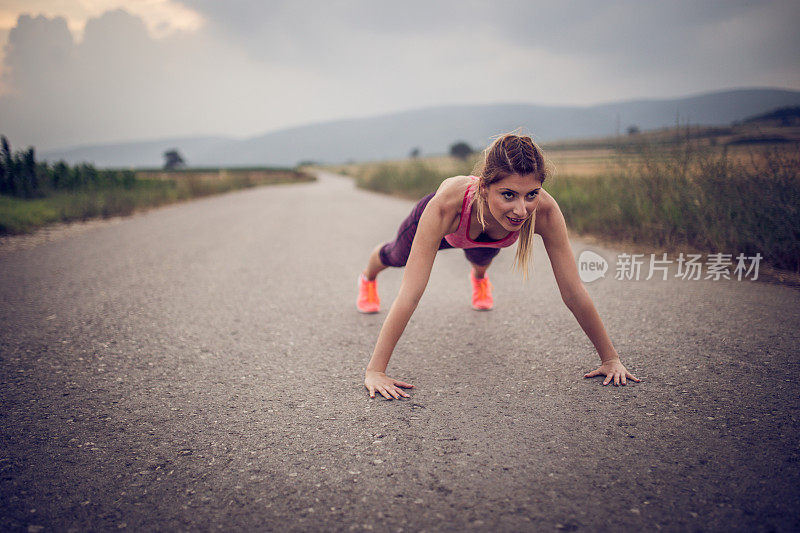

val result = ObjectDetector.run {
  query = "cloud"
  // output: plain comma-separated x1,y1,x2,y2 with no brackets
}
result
177,0,800,80
0,6,595,150
0,9,310,150
0,0,203,37
2,14,73,96
0,1,798,152
174,0,800,102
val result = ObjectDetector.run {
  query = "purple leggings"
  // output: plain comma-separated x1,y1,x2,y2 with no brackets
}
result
379,192,501,268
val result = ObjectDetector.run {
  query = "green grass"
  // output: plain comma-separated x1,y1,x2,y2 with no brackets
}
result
350,158,475,200
0,180,177,233
0,196,61,233
0,170,314,235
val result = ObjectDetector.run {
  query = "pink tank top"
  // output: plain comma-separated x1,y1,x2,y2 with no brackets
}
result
444,176,520,249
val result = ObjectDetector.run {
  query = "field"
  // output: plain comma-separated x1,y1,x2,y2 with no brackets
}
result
132,167,313,196
327,137,800,275
0,168,314,235
327,142,797,182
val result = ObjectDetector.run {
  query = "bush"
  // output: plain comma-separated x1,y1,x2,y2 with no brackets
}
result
449,141,473,160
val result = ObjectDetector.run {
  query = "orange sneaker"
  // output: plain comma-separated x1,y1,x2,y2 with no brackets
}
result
471,271,493,310
357,274,380,313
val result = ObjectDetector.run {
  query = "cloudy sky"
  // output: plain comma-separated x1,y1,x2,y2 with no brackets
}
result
1,0,798,151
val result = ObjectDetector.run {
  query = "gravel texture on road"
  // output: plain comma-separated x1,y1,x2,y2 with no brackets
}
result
1,172,799,532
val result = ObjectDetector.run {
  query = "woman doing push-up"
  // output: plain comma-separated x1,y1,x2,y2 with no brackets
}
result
357,132,640,399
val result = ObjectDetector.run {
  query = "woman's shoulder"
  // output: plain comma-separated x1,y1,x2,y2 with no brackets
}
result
431,175,474,212
534,188,563,234
538,188,558,213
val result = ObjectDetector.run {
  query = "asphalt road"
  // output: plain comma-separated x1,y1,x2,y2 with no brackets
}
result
1,171,799,532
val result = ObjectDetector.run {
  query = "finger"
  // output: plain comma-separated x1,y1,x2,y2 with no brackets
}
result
393,380,414,388
584,370,601,378
603,375,612,385
378,387,392,400
368,385,375,398
626,372,641,382
621,374,627,386
388,387,400,400
394,386,411,398
614,373,620,386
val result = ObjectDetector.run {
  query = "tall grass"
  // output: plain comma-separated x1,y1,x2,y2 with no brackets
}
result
347,143,800,273
550,142,800,272
0,172,313,235
0,180,176,233
352,158,476,199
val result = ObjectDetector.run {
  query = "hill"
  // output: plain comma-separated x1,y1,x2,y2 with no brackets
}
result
40,88,800,168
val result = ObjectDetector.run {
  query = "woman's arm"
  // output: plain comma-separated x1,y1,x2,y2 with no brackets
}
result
538,199,640,386
364,194,454,399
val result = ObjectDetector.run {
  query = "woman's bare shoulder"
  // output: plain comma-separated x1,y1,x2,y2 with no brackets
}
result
534,188,563,233
431,175,473,213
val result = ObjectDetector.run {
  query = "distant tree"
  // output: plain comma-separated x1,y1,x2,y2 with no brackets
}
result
626,125,641,136
163,149,186,170
409,147,421,159
52,161,69,189
22,147,37,197
0,136,136,198
449,141,473,160
0,137,39,198
0,136,10,195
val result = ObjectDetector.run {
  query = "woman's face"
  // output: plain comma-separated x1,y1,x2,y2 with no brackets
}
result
484,173,542,231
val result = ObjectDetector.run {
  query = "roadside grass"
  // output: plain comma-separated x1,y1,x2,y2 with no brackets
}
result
336,157,479,200
332,143,800,273
549,149,800,273
0,169,314,235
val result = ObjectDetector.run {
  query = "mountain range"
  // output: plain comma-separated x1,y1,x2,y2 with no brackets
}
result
41,88,800,168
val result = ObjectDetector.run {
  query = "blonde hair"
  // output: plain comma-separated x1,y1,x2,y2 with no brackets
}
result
470,132,548,280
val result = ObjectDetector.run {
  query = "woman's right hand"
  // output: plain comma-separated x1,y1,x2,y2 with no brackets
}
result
364,370,413,399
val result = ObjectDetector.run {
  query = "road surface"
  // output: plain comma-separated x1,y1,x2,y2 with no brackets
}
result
1,171,799,531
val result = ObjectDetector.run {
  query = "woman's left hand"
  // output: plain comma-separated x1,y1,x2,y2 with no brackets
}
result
584,359,640,386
